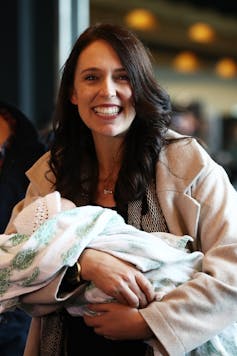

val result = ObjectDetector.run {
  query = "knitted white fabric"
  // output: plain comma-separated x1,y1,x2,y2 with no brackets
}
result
14,192,76,235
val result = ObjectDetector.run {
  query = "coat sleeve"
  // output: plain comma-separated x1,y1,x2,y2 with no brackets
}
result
140,153,237,355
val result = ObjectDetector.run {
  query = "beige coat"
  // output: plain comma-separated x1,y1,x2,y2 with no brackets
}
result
6,131,237,355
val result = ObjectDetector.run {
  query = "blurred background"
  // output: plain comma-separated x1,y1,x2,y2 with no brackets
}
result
0,0,237,187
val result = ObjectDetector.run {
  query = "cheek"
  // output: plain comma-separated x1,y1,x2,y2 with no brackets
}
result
77,104,88,121
125,86,133,99
123,87,135,107
127,96,136,114
77,86,95,105
76,92,89,110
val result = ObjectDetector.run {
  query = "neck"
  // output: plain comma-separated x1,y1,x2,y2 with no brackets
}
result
99,165,119,196
94,134,123,166
97,148,122,184
98,152,122,197
93,136,123,197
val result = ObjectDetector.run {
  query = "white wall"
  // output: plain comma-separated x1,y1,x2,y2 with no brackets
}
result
156,67,237,116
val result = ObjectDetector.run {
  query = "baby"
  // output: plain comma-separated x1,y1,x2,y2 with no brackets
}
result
0,192,236,355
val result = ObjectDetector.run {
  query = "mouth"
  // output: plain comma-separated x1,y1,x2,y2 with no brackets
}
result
93,105,121,117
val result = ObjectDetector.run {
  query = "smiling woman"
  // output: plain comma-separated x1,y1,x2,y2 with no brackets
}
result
70,39,136,140
69,39,136,206
4,23,237,356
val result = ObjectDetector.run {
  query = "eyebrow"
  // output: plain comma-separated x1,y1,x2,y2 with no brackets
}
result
79,67,126,75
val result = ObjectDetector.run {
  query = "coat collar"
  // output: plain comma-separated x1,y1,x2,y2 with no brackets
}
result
26,151,55,196
26,132,205,238
157,130,207,193
156,131,207,238
26,131,206,197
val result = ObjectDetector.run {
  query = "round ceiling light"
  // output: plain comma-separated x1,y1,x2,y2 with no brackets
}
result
188,22,215,43
125,8,157,31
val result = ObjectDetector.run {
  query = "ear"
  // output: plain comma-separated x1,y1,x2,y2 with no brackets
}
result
70,88,78,105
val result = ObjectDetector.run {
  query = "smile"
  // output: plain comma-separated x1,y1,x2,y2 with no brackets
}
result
93,106,121,115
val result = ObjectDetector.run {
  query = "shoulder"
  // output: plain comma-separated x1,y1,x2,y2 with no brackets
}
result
26,151,51,173
26,151,55,195
157,130,221,192
163,129,212,164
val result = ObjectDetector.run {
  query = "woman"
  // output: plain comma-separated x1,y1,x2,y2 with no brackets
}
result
6,24,237,355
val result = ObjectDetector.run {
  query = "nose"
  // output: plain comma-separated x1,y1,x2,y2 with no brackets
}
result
99,77,116,98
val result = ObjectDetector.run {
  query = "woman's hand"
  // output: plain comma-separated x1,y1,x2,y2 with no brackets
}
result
83,303,153,340
79,249,155,308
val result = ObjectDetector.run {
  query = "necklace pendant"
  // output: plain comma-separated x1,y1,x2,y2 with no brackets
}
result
103,188,113,195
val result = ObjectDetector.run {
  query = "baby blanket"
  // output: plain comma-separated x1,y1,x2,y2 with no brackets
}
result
0,192,236,355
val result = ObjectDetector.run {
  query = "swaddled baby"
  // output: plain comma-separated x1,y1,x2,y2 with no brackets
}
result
1,192,236,355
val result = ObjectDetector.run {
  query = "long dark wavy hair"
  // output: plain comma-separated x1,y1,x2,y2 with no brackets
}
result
49,23,172,216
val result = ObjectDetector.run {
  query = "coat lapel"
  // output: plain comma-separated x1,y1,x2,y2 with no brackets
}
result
156,135,206,238
26,152,55,196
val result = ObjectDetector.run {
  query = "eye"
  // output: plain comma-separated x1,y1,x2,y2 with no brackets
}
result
119,74,129,81
115,73,130,82
84,74,98,81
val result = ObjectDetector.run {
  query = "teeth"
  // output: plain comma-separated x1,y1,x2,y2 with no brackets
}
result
94,106,119,115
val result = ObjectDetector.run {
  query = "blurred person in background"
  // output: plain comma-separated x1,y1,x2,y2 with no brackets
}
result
0,101,45,355
171,101,206,139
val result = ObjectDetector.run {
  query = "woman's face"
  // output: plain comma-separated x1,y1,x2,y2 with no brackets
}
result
71,40,136,139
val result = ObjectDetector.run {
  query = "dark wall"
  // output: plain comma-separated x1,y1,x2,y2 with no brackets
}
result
0,0,58,128
0,1,18,105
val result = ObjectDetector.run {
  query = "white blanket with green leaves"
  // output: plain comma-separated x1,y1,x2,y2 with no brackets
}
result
0,192,236,355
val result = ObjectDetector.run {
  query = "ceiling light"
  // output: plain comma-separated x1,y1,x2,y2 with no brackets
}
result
125,8,157,31
215,58,237,78
188,22,215,43
173,51,199,73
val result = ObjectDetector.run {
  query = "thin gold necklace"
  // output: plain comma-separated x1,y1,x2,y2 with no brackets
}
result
103,188,113,195
100,161,119,195
99,148,122,195
102,172,115,195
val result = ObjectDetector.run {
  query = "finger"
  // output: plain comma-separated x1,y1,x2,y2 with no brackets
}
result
111,277,151,308
113,285,139,307
84,314,100,327
138,292,148,308
135,274,155,304
87,303,110,313
124,283,147,308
